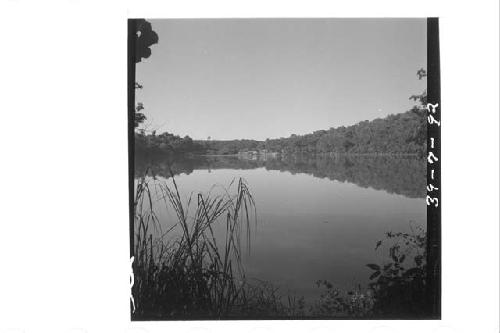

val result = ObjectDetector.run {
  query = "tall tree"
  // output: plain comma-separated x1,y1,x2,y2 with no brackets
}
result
134,19,159,63
134,19,158,128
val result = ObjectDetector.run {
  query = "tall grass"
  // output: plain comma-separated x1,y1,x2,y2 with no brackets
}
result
132,170,267,319
131,169,427,319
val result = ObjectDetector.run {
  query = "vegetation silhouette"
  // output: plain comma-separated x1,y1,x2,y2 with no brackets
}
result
133,19,159,128
311,225,428,318
132,171,428,319
135,106,426,156
132,172,311,319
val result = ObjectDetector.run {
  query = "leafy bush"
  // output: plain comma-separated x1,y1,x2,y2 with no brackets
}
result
366,225,428,318
311,224,427,318
311,281,374,318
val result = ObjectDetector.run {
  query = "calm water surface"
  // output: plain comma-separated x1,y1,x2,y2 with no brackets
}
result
135,155,426,302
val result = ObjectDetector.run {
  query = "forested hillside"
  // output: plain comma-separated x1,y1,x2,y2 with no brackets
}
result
135,67,427,157
135,106,426,156
200,107,426,156
135,131,204,156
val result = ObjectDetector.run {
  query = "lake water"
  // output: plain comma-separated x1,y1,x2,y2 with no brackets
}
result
134,155,426,303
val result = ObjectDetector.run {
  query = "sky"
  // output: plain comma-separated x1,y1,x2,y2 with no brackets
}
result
136,19,426,141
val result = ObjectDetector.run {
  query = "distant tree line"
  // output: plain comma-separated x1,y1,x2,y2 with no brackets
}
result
197,107,426,156
135,106,426,157
135,69,427,157
135,130,205,156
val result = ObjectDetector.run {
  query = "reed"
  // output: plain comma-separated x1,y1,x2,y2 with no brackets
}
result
131,169,269,319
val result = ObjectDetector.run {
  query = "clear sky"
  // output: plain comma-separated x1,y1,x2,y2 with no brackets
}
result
136,19,426,141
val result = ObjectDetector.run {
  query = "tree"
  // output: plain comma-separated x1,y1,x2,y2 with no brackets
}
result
409,68,427,106
134,19,159,128
134,19,159,63
134,102,146,128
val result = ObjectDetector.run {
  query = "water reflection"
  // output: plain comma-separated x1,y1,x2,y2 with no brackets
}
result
135,154,426,198
133,153,426,311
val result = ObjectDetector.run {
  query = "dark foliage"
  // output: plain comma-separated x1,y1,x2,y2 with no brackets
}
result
133,19,159,127
134,107,426,156
312,225,428,319
198,107,426,156
132,173,310,319
134,103,147,128
135,131,205,156
366,225,428,318
134,19,159,63
132,174,257,319
311,281,374,318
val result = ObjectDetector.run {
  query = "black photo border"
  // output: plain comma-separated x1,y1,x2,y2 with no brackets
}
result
426,17,441,320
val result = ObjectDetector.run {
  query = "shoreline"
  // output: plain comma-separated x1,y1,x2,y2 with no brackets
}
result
200,152,422,157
